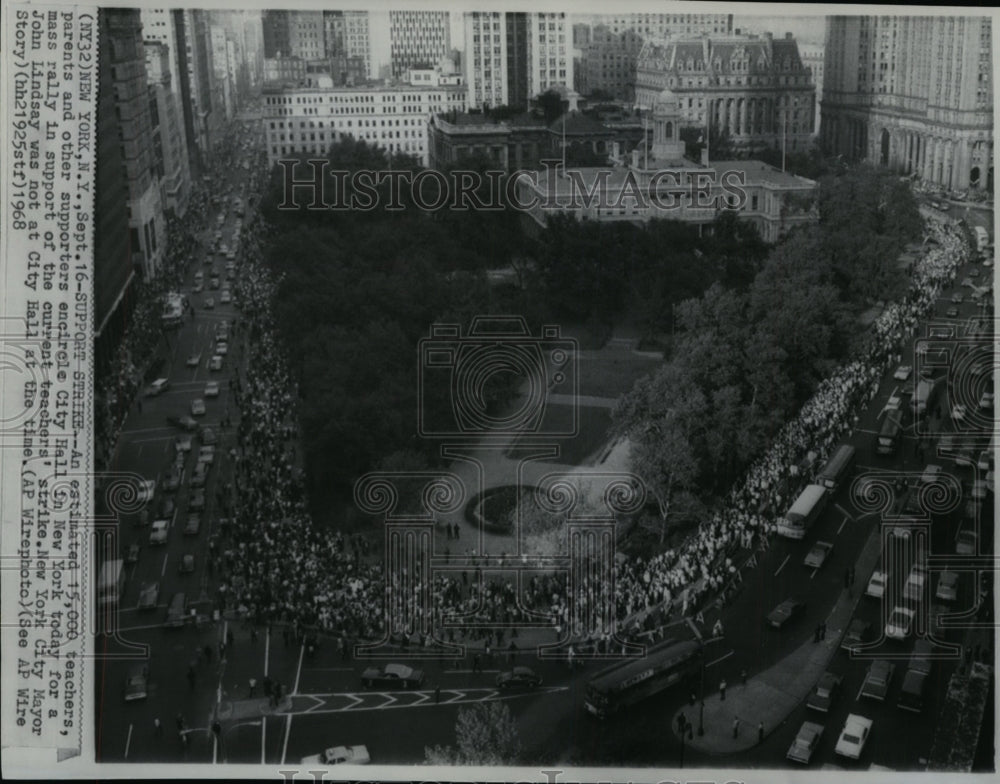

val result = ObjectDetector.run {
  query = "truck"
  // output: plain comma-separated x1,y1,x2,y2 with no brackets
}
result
877,409,904,455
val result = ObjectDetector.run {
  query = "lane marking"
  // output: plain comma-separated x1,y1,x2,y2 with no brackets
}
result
810,568,819,580
837,516,849,535
774,555,790,576
124,723,133,759
833,503,854,521
160,553,168,577
261,626,270,764
280,643,305,765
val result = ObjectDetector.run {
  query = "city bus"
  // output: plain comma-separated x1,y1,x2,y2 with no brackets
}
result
98,559,126,608
974,226,989,253
777,484,828,540
817,444,856,490
877,409,904,455
583,639,702,718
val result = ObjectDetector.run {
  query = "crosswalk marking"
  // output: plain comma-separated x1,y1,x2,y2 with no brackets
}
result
284,686,565,716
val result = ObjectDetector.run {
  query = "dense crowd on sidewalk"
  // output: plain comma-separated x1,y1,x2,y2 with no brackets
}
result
205,183,974,649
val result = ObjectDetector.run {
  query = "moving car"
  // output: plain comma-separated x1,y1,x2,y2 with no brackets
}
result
885,606,915,640
124,664,149,702
174,435,193,453
903,565,928,602
766,598,806,629
168,415,199,432
191,463,208,488
951,403,967,420
860,660,895,700
496,666,542,689
189,490,206,512
204,296,215,309
158,497,175,519
951,291,964,304
125,543,140,565
956,529,977,555
183,514,201,536
146,378,170,397
936,571,959,601
360,663,424,689
138,582,160,610
205,381,220,398
946,306,959,318
197,445,215,466
179,554,195,573
898,670,927,713
804,541,834,569
190,398,206,417
209,355,223,372
220,289,232,305
186,352,202,368
163,466,182,492
981,391,994,410
806,671,842,713
300,745,371,766
835,714,872,759
200,427,217,446
216,342,229,357
165,593,187,628
866,570,888,599
787,721,824,764
149,520,169,545
841,619,871,653
893,365,912,381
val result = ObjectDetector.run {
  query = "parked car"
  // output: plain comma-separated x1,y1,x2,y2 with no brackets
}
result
190,398,206,417
951,291,964,304
496,666,542,689
903,565,928,602
898,671,927,713
220,290,232,305
804,541,834,569
179,554,196,573
834,714,873,759
204,296,215,309
893,365,912,381
205,381,220,398
200,427,217,446
165,593,187,628
885,606,915,640
191,463,208,489
841,619,871,653
766,598,806,629
168,415,199,432
300,745,370,766
786,721,824,764
806,671,842,713
138,582,160,610
149,520,169,545
908,639,935,677
360,663,424,689
125,543,140,565
183,515,201,536
174,435,193,453
936,571,959,601
860,660,895,700
197,445,215,466
216,342,229,357
158,497,175,519
124,664,149,702
209,355,223,372
946,305,959,318
186,352,202,368
866,570,888,599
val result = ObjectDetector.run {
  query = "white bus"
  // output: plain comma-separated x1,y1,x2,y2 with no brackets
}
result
777,484,828,540
98,559,126,607
973,226,989,253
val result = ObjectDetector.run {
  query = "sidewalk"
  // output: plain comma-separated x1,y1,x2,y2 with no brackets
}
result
675,523,883,754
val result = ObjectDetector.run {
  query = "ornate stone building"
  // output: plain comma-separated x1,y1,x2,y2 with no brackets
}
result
822,15,993,193
635,32,816,155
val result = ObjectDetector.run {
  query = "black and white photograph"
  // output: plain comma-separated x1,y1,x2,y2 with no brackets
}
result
0,1,996,779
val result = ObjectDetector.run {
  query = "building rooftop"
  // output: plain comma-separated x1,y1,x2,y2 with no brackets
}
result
710,159,816,188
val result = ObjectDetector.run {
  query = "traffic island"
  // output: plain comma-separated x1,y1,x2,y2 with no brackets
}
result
675,523,883,755
215,695,293,722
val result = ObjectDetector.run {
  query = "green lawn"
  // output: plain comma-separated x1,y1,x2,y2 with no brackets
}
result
509,403,614,465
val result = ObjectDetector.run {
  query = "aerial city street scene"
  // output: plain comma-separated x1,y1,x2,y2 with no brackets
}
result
92,5,994,774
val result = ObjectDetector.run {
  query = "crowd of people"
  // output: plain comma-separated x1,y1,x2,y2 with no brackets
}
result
104,122,978,655
201,169,977,653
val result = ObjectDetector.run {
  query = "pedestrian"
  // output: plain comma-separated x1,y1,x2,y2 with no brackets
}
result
677,712,687,733
175,713,185,733
740,668,747,687
264,676,272,697
732,716,740,739
719,678,727,701
249,677,256,698
137,399,143,414
187,666,196,691
758,721,764,744
154,717,163,737
204,644,213,663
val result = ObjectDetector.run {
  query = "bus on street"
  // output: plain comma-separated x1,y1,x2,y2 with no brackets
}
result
777,484,828,539
583,639,702,718
98,559,126,608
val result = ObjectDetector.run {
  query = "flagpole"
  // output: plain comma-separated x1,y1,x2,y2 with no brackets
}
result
561,110,566,176
782,102,787,173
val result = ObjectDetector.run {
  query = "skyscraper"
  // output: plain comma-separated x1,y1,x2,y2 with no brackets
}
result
527,12,572,100
389,10,450,77
822,15,993,192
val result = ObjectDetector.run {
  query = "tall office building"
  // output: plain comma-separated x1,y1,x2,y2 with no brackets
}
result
389,10,450,77
175,9,216,170
799,43,824,137
463,11,571,111
822,15,993,192
528,12,573,100
635,32,816,155
95,10,137,362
